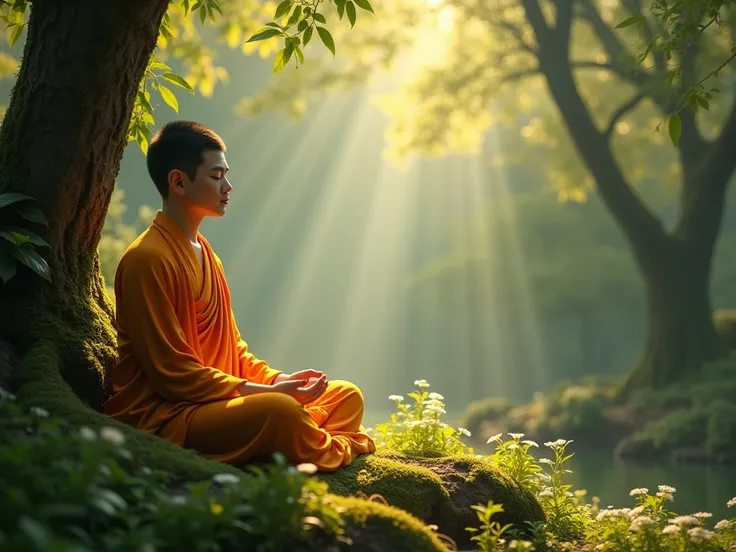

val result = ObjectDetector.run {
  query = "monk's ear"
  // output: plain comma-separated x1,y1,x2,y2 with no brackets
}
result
167,169,186,197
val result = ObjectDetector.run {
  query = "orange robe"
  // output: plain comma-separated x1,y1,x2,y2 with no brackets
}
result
104,211,375,471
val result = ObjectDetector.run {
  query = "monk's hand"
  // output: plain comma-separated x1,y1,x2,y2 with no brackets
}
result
285,368,325,381
273,375,328,405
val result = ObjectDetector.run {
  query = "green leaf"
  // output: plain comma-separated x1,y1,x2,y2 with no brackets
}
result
615,15,645,28
337,1,345,19
283,41,294,65
294,44,304,64
0,226,48,247
697,96,709,110
159,85,178,112
346,1,356,27
316,27,335,56
9,24,22,47
274,0,292,19
0,246,17,284
161,72,194,94
273,49,287,74
303,26,313,46
9,245,51,282
13,202,47,225
668,113,682,147
313,12,327,24
0,192,33,209
298,19,309,32
266,22,282,28
246,28,282,43
287,5,302,27
150,61,172,72
353,0,374,13
199,5,206,25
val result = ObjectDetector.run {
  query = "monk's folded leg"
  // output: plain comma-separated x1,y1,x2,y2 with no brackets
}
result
184,392,374,471
306,379,366,433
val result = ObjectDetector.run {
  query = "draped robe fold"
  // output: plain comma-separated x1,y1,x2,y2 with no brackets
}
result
104,211,375,471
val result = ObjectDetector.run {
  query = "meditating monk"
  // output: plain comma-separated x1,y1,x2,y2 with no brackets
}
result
104,120,375,471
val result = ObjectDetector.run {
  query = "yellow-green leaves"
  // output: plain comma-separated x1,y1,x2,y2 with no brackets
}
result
245,0,374,72
127,58,194,154
0,0,27,47
158,85,178,112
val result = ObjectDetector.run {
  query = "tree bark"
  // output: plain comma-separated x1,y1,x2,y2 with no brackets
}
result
0,0,169,407
519,0,736,396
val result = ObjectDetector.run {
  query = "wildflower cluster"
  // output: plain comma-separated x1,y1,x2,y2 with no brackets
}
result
371,380,474,457
587,486,736,552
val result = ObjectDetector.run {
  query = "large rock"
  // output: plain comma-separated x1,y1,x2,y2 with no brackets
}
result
320,449,545,547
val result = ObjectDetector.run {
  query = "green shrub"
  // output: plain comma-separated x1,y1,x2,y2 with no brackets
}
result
0,387,345,552
705,401,736,456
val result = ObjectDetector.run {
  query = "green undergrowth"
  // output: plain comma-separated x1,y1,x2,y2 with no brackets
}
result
0,383,450,552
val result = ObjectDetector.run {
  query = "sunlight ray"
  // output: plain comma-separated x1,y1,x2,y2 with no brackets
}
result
224,98,356,291
486,124,549,393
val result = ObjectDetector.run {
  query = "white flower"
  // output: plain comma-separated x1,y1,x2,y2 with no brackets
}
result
428,392,444,400
672,515,700,526
656,491,674,501
544,438,571,448
78,426,96,441
508,443,519,450
509,540,533,550
627,505,646,518
693,512,712,519
728,497,736,508
169,495,187,505
687,527,713,540
296,463,318,474
630,515,655,532
522,440,538,447
388,395,404,402
508,432,525,440
414,379,430,388
662,525,680,535
458,427,471,437
538,490,553,498
629,488,649,497
714,519,729,530
658,485,676,494
595,544,605,551
212,473,240,485
538,458,554,465
486,433,503,444
30,407,49,418
100,426,125,445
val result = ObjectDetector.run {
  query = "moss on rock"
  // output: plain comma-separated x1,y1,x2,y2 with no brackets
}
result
320,449,545,547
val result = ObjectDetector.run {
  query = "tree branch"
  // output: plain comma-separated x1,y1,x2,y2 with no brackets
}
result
605,94,644,139
554,0,574,46
675,98,736,249
520,0,668,271
578,0,670,113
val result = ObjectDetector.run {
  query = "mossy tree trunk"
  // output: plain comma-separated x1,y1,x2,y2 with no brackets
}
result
519,0,736,395
0,0,170,408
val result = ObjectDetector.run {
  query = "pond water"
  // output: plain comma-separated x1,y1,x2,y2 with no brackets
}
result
362,410,736,522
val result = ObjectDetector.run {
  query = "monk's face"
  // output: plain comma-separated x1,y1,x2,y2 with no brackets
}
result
183,149,233,218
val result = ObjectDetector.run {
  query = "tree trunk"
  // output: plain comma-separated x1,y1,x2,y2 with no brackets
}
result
518,0,736,396
0,0,169,408
621,237,727,394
